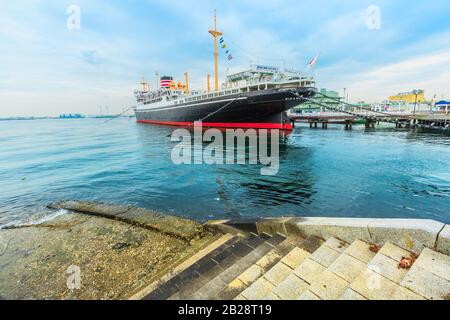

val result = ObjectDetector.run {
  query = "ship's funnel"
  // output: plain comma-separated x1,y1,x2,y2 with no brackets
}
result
160,76,174,88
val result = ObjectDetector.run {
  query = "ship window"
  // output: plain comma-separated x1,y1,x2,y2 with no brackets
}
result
208,94,214,98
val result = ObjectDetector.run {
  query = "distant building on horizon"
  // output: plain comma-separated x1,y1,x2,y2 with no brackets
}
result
59,114,85,119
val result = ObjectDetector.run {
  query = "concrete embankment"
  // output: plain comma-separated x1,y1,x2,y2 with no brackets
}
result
0,201,216,300
208,217,450,255
47,200,206,242
2,204,448,300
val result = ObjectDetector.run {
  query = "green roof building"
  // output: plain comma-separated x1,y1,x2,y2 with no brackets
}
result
293,88,342,113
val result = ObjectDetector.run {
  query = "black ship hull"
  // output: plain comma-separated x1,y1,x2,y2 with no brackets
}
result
135,87,316,130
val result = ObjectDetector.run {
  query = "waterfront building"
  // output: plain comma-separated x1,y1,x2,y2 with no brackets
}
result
436,100,450,114
379,89,435,114
389,89,427,103
292,88,341,113
354,101,372,111
371,100,432,113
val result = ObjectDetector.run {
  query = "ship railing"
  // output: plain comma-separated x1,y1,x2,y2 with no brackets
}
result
172,77,315,105
180,88,241,104
225,77,315,90
233,78,315,92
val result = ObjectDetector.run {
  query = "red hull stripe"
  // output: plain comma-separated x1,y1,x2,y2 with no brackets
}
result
137,120,293,130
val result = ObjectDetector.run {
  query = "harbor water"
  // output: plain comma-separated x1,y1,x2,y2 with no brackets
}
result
0,118,449,226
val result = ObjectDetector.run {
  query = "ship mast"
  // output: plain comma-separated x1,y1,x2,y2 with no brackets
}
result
141,74,149,92
207,74,211,93
208,10,223,92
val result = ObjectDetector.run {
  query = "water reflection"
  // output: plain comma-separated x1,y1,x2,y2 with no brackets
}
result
137,126,318,218
1,119,449,225
406,131,450,147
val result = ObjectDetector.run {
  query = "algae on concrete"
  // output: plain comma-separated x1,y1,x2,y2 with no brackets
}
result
0,203,215,300
48,200,205,242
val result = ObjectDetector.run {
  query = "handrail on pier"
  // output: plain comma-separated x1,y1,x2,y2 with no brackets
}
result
297,92,413,124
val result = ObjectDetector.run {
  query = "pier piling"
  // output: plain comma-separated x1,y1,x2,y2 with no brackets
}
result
364,119,377,129
344,120,353,130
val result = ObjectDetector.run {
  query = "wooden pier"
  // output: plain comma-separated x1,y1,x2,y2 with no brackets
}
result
290,112,411,130
413,114,450,135
289,94,415,130
290,94,450,134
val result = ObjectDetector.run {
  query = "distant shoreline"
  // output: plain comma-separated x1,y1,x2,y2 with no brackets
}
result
0,115,135,121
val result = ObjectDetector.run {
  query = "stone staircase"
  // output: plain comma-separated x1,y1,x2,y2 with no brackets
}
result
141,232,450,300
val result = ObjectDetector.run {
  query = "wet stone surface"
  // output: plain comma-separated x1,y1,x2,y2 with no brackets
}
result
0,206,214,300
48,200,206,242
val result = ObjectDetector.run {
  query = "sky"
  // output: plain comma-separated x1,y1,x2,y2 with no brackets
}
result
1,0,450,116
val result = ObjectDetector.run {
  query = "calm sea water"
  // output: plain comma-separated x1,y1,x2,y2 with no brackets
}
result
0,118,449,226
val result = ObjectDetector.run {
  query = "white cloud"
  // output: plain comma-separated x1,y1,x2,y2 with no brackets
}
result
1,0,450,116
320,50,450,102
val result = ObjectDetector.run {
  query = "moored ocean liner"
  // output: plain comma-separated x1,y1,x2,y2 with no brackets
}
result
134,13,317,130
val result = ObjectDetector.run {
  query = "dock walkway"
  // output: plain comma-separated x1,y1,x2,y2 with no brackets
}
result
290,93,450,132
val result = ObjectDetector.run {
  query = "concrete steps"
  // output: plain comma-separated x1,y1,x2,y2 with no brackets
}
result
235,237,448,300
398,248,450,300
215,235,300,300
169,233,267,300
188,234,286,300
142,234,241,300
346,241,413,300
142,232,450,300
143,232,288,300
238,246,312,300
